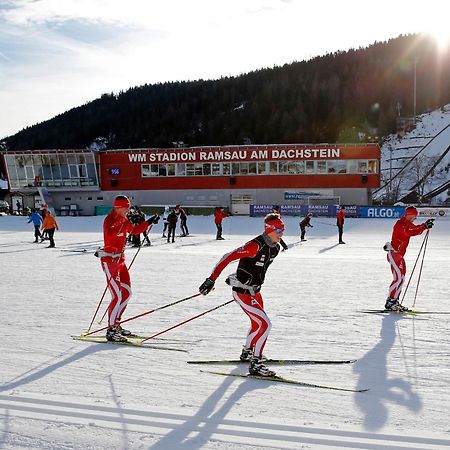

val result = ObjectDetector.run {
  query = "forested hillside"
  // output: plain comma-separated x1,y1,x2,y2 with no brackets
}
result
4,33,450,150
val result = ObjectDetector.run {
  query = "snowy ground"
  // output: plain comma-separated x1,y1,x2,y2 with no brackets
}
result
1,214,450,450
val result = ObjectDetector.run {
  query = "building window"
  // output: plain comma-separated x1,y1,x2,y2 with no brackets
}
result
142,164,151,177
202,163,211,175
348,160,358,173
294,161,305,174
186,163,196,176
258,162,268,174
194,163,203,176
239,162,249,175
167,164,175,176
138,158,378,177
305,161,314,174
358,161,368,173
158,165,167,176
279,162,290,174
5,151,98,190
176,163,186,176
317,161,327,174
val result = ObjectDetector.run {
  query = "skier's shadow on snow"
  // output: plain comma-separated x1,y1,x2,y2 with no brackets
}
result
318,243,340,253
353,314,422,431
149,371,271,450
0,344,120,393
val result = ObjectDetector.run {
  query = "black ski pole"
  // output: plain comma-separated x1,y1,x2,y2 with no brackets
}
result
140,300,233,343
82,292,202,337
412,230,430,308
400,230,429,306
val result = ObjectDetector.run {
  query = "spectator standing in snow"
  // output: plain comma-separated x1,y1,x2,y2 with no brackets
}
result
28,208,43,242
299,213,313,241
175,205,189,236
40,205,49,241
199,213,285,378
162,206,170,237
41,211,59,248
166,209,178,243
214,207,232,240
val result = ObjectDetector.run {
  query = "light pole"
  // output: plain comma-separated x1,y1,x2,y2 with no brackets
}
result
389,144,393,203
413,57,417,123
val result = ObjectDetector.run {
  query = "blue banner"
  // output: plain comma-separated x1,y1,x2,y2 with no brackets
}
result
249,205,397,218
250,204,344,217
360,206,405,218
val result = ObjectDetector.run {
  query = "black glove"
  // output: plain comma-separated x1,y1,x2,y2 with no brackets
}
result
127,210,145,224
146,214,160,225
424,219,434,229
199,278,215,295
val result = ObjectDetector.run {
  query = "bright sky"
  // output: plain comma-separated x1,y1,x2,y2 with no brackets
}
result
1,0,449,139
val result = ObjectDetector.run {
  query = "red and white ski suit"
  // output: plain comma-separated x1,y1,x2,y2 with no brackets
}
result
208,235,280,357
387,217,426,300
101,210,150,327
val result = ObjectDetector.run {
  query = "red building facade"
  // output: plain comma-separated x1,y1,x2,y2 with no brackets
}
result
100,143,380,192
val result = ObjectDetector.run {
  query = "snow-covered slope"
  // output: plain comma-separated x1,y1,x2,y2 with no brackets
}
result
1,215,450,449
376,104,450,204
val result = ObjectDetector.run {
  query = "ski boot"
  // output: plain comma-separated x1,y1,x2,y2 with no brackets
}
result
106,327,128,342
249,356,276,377
240,346,253,362
116,324,134,337
385,298,409,312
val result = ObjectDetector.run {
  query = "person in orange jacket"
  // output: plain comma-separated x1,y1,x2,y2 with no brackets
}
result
41,211,59,248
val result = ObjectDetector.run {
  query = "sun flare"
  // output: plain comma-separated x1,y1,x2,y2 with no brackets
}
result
428,29,450,50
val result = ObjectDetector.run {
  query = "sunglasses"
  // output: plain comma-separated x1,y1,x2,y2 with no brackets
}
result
275,228,284,233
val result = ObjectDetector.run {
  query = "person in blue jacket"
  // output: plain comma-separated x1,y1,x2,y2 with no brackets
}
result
28,208,43,242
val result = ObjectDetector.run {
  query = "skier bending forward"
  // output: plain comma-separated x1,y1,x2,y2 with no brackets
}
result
199,213,284,377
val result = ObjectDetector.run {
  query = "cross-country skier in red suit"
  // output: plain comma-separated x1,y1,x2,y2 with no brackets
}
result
214,206,232,240
336,206,346,244
100,195,159,341
384,206,434,311
199,213,285,377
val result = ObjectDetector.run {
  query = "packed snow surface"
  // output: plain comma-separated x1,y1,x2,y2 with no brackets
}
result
1,214,450,449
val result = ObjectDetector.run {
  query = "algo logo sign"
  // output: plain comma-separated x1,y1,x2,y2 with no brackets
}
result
360,207,404,218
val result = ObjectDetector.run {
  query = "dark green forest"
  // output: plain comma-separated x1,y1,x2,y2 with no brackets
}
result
4,33,450,151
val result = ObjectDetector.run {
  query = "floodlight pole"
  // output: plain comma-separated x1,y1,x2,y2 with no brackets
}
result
413,57,417,123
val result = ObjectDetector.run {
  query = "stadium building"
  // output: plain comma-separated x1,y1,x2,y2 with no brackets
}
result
0,143,380,215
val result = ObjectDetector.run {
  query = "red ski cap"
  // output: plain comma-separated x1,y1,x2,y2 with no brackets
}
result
405,206,418,216
264,216,285,234
113,196,131,209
